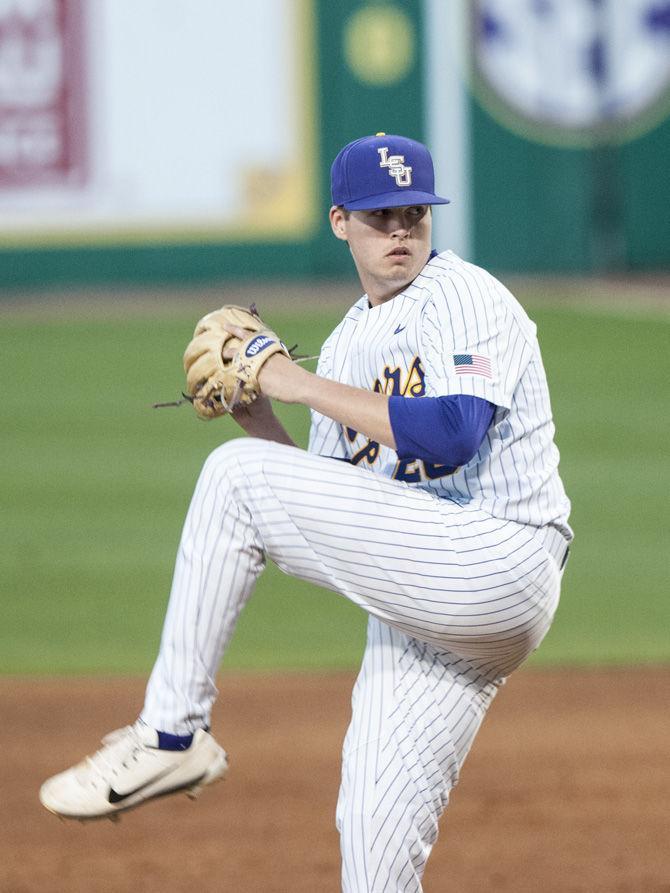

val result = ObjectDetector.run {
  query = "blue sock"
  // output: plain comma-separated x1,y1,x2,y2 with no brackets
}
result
157,730,194,751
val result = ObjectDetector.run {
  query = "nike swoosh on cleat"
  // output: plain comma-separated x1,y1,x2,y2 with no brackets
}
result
393,325,406,335
108,767,175,804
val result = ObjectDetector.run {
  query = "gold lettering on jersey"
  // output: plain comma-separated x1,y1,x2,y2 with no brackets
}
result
394,458,422,482
372,357,425,397
374,367,401,395
393,458,459,483
377,147,412,187
403,359,425,397
351,440,380,466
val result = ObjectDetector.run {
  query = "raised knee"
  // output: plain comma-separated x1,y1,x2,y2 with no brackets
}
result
198,438,254,488
206,437,252,465
201,436,281,486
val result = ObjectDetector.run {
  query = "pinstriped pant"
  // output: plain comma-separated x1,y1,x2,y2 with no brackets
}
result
142,439,561,892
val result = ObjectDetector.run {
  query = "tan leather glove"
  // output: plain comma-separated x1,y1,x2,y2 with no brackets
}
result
183,305,290,419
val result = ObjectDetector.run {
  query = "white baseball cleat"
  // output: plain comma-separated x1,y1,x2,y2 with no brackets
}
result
39,722,228,820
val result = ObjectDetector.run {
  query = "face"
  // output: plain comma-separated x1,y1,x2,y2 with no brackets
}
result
329,204,432,305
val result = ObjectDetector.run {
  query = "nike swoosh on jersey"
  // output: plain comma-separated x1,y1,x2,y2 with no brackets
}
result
393,324,406,335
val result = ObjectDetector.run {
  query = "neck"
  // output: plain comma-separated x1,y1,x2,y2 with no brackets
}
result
367,288,405,307
357,270,415,307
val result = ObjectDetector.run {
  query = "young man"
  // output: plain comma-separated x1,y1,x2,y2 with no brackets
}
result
40,134,572,892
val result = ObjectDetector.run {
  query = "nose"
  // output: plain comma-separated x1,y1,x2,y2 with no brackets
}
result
390,210,413,236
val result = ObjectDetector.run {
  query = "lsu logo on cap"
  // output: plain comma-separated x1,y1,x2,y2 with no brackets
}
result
378,147,412,187
245,334,274,357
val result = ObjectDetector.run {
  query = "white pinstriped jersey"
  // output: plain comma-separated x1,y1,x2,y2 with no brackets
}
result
309,250,572,536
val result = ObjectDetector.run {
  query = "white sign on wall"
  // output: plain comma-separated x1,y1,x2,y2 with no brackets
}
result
0,0,318,246
0,0,86,188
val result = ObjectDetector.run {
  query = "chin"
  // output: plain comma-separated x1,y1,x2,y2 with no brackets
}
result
382,270,418,297
387,257,421,279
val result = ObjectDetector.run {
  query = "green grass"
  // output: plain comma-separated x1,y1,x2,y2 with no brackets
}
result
1,301,668,673
526,307,670,665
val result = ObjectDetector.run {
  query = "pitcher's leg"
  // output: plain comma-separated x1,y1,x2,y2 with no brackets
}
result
141,443,266,733
144,437,558,735
337,618,500,893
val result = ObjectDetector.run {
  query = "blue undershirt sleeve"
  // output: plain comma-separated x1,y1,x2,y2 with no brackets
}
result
388,394,496,467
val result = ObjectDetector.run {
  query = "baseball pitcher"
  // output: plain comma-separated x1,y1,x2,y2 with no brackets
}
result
40,134,572,893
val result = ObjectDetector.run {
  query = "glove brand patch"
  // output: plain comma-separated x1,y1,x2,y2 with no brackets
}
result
245,335,275,357
378,147,412,187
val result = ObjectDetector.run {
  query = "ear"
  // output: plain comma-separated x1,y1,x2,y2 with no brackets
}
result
329,205,349,241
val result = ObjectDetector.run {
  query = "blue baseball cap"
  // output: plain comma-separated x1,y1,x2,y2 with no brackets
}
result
330,133,450,210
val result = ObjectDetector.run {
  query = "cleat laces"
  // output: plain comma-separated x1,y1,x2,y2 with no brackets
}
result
79,724,147,785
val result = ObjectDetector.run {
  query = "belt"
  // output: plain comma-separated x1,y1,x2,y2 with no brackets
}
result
536,524,571,571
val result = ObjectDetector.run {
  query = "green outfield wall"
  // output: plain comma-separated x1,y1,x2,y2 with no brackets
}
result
470,103,670,274
0,0,668,289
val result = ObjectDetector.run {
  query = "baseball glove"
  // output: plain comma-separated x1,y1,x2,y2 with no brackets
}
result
182,304,291,419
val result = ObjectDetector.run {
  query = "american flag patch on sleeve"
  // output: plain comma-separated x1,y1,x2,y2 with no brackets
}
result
453,354,493,379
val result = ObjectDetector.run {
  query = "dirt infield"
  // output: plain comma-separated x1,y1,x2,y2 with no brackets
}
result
1,668,668,893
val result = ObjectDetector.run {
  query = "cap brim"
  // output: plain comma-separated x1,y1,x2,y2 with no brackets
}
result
343,190,450,210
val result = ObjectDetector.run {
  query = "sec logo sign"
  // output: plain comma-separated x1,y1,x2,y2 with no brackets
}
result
473,0,670,144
